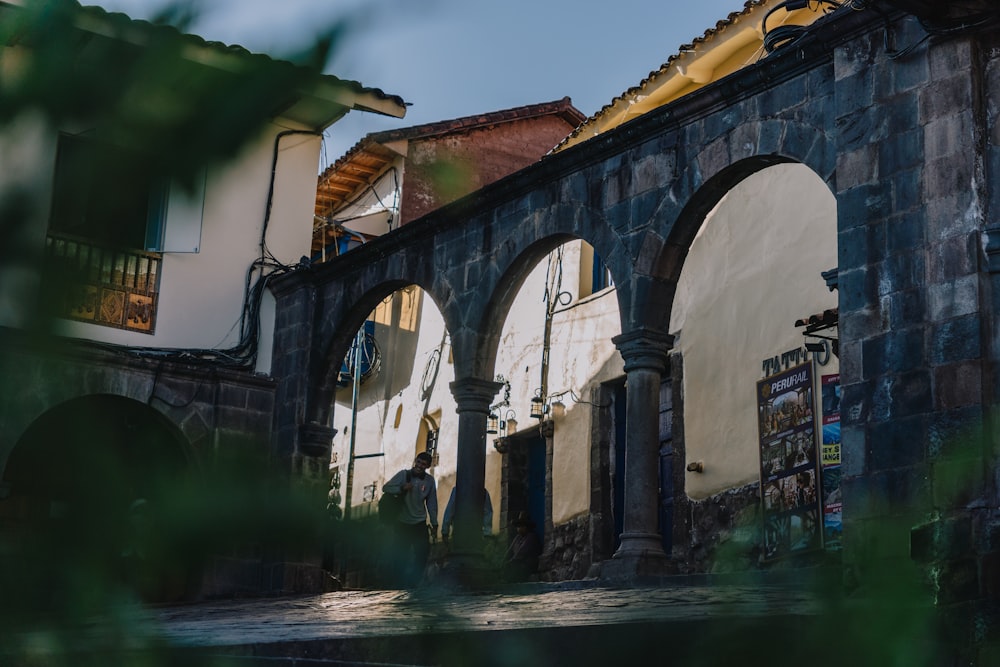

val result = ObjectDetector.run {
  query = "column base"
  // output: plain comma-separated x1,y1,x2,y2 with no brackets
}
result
613,532,668,560
597,533,673,583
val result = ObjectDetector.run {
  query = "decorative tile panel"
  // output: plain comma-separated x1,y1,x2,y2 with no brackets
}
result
44,232,161,334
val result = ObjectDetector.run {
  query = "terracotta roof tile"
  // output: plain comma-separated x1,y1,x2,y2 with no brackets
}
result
68,1,405,111
320,97,585,183
553,1,767,151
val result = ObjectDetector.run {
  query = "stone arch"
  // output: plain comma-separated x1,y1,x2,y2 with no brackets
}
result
2,393,198,603
643,119,837,333
5,393,192,502
661,157,839,565
309,277,454,430
468,202,632,380
0,360,210,469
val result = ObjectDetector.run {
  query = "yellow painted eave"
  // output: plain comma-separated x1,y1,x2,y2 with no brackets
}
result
554,2,831,153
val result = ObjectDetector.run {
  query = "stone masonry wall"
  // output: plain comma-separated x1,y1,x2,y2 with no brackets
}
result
834,17,993,606
0,332,308,598
266,14,1000,648
539,514,595,581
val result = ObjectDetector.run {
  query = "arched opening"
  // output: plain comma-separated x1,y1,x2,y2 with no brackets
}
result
331,285,447,518
668,162,838,568
326,283,454,588
491,238,625,580
1,394,196,605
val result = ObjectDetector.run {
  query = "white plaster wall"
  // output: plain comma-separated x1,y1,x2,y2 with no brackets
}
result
331,289,459,528
545,288,623,524
335,240,624,531
51,122,322,354
668,163,838,500
495,241,623,526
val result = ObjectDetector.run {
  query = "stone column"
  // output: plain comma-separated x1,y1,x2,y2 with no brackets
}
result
447,376,503,578
610,328,672,566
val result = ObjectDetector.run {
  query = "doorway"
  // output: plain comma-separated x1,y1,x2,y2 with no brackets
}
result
1,395,196,604
503,430,546,544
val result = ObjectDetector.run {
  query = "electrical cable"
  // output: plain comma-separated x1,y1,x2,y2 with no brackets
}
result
315,167,400,233
860,0,1000,60
313,166,401,255
102,129,320,369
761,0,843,54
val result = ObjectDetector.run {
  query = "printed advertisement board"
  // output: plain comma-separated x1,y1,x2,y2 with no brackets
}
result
820,373,842,549
756,362,822,560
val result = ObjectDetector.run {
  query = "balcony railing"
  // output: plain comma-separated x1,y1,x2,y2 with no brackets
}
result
43,232,161,334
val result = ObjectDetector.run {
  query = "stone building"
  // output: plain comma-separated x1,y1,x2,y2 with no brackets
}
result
322,0,843,584
5,1,1000,659
266,0,1000,656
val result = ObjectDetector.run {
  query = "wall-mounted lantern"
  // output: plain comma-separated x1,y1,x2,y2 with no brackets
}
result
530,390,545,419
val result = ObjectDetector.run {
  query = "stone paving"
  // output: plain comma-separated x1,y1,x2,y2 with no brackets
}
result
126,576,845,666
150,580,821,649
9,572,969,666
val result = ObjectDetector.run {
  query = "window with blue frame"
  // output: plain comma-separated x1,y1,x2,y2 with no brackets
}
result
44,133,167,333
579,242,613,298
592,252,612,293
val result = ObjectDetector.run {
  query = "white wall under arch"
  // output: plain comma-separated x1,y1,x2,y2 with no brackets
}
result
669,162,839,500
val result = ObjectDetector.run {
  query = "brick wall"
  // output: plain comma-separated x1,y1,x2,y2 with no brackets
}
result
400,116,577,225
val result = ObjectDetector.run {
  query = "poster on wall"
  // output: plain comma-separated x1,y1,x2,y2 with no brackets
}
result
756,362,822,561
820,373,842,550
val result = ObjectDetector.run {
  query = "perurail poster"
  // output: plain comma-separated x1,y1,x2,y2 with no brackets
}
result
757,362,822,560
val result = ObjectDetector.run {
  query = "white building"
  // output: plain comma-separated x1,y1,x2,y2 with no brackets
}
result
327,0,840,581
0,0,406,600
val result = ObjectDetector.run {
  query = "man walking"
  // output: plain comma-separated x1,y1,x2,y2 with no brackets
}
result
382,451,439,587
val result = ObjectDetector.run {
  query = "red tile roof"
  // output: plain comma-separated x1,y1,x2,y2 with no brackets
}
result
315,98,585,221
320,97,585,183
554,1,765,152
54,2,406,119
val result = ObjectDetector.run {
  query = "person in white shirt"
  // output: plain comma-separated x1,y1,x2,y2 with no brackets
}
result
382,452,438,587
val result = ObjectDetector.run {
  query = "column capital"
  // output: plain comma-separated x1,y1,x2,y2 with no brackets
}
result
298,422,337,458
449,377,504,414
612,328,673,374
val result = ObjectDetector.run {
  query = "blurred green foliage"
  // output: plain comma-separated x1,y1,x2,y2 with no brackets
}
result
0,1,357,664
0,0,346,188
0,2,992,666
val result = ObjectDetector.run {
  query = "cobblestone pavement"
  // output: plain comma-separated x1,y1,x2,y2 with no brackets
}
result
149,581,821,649
13,574,963,666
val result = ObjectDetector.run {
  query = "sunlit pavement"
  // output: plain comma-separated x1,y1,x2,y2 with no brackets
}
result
141,577,833,666
154,581,819,645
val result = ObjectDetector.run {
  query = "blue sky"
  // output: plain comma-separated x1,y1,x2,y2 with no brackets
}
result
90,0,746,165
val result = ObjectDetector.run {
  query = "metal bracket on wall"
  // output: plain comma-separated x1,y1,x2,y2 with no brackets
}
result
985,226,1000,273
